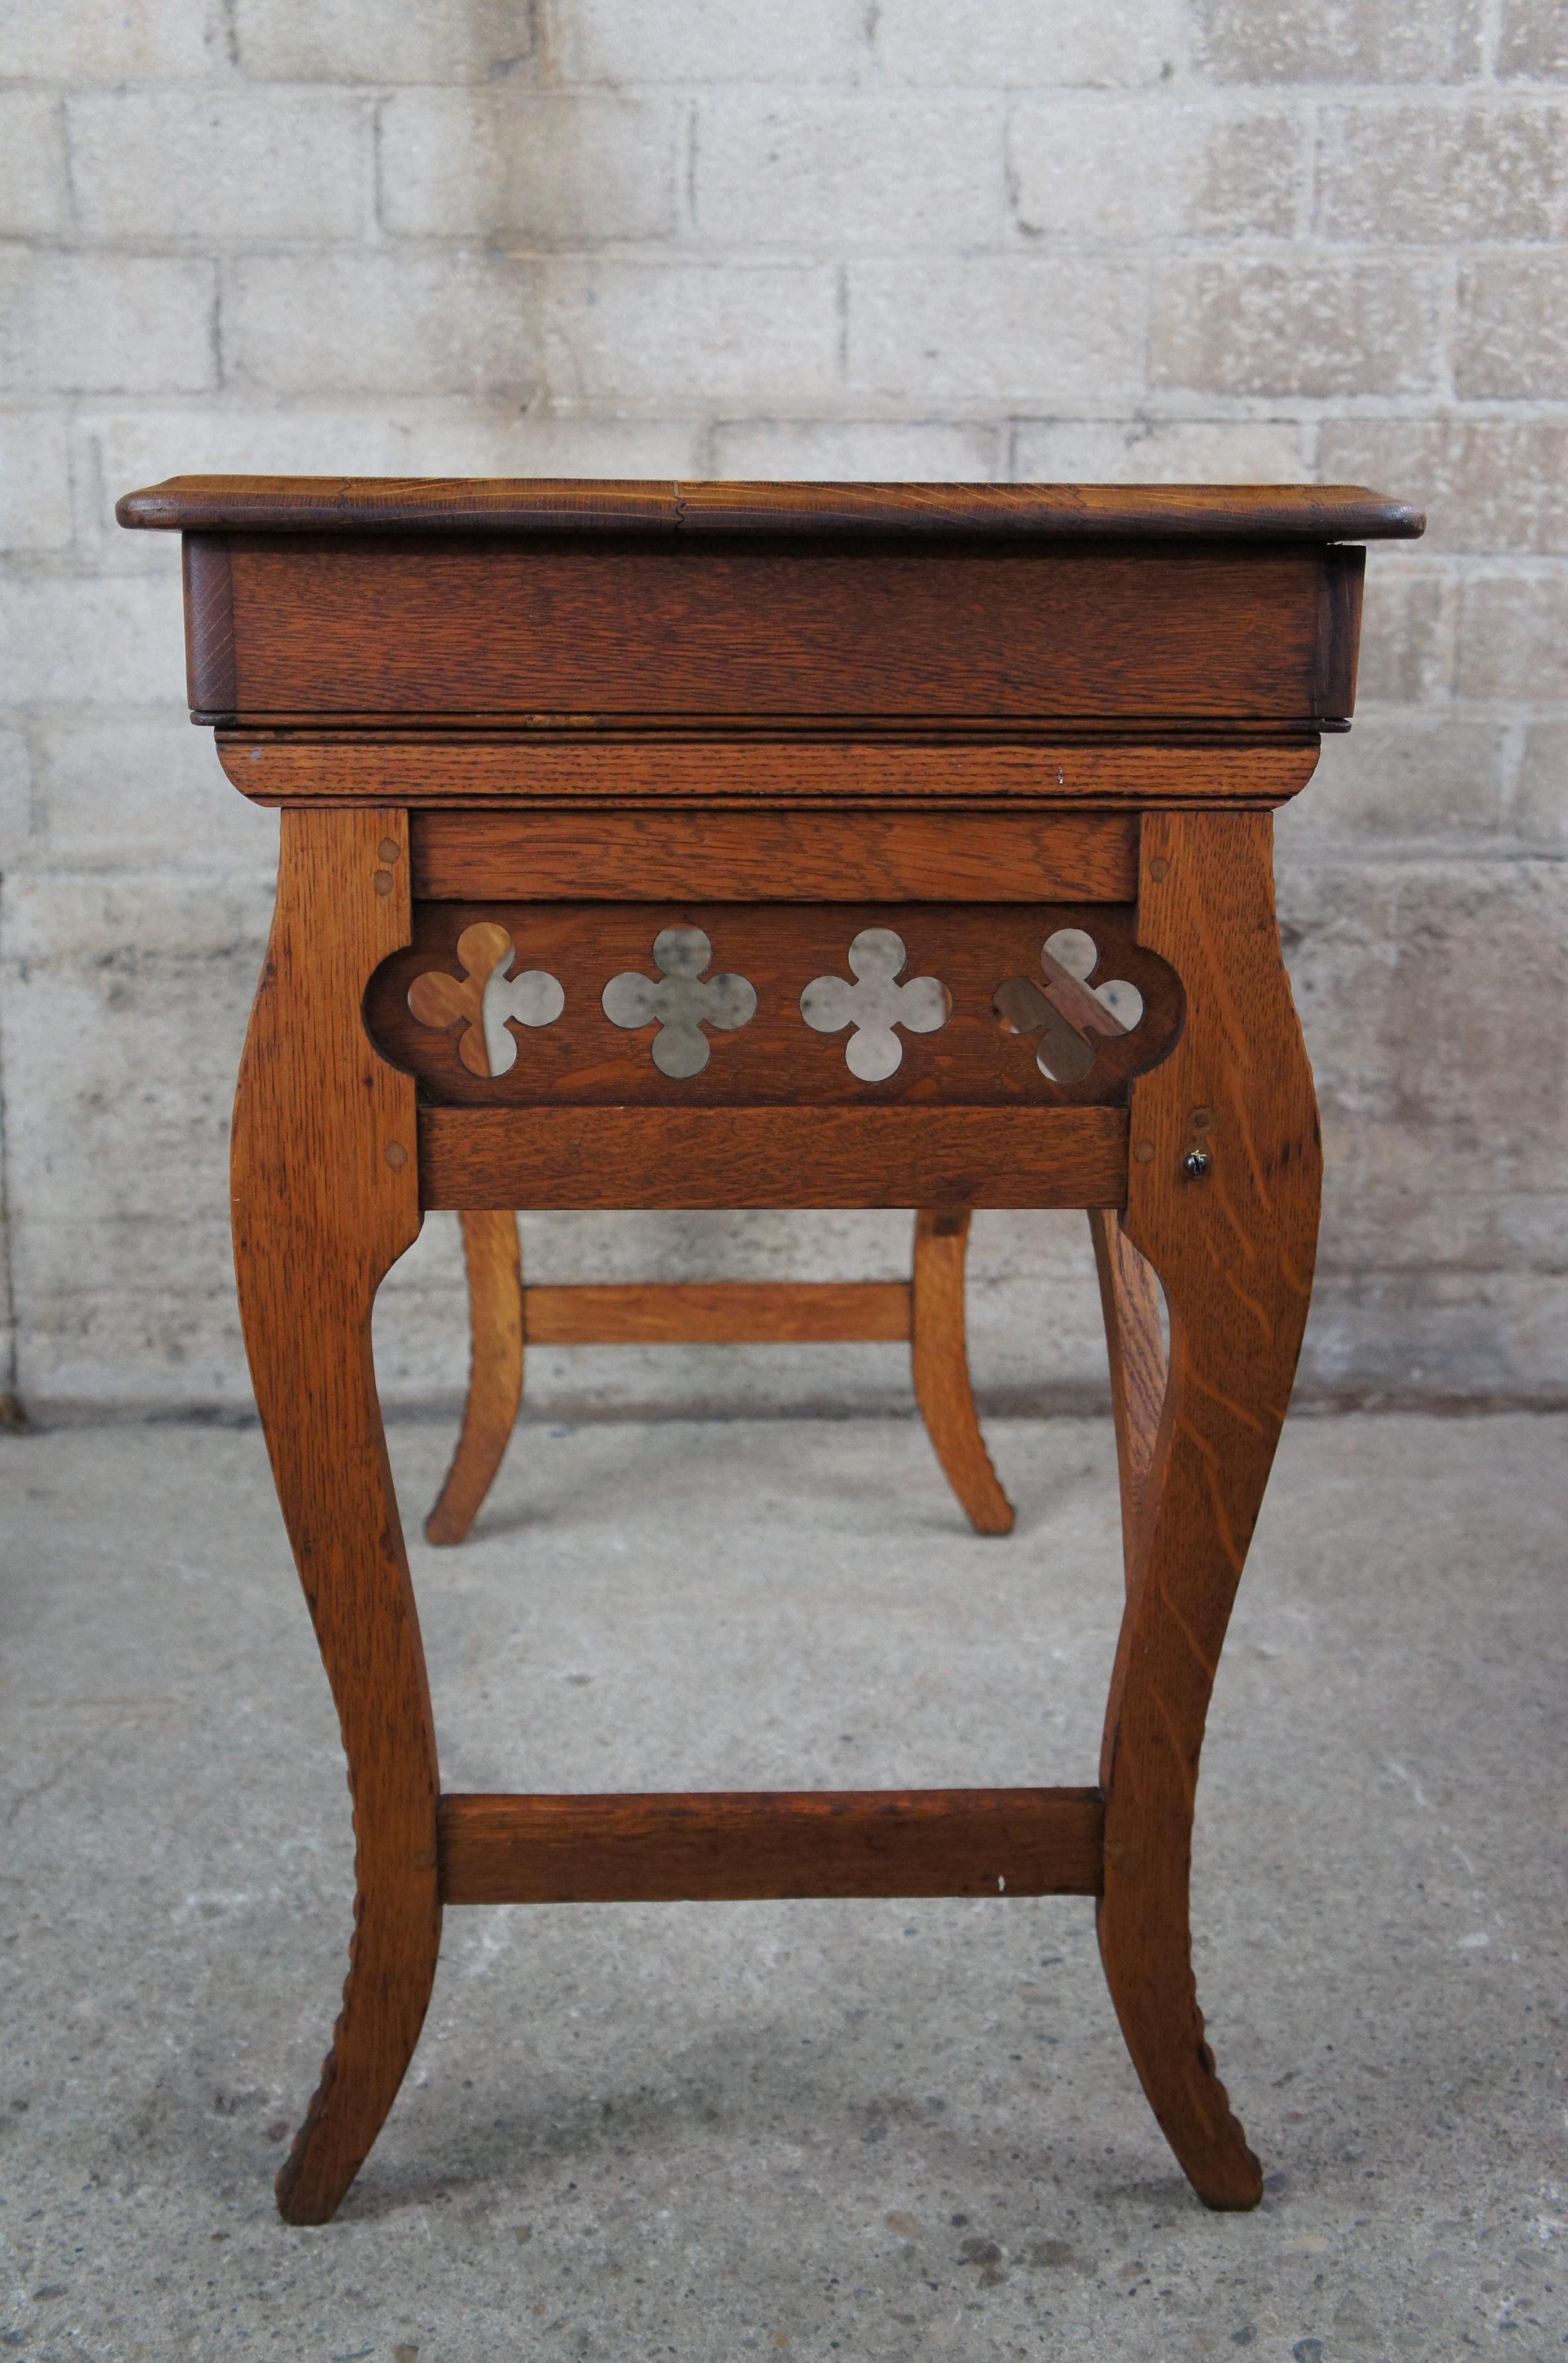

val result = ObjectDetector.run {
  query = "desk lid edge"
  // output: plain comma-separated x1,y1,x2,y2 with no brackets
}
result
116,476,1425,542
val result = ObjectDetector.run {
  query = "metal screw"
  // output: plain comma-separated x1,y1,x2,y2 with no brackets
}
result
1183,1149,1212,1180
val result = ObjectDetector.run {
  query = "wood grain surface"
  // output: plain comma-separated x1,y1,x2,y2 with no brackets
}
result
418,1104,1128,1211
183,534,234,713
424,1209,524,1547
229,807,438,2227
119,475,1424,540
410,809,1140,902
197,535,1359,723
910,1210,1014,1534
1089,1207,1169,1591
524,1278,912,1344
369,900,1182,1109
1095,809,1322,2211
438,1787,1106,1903
1065,951,1170,1585
220,734,1324,807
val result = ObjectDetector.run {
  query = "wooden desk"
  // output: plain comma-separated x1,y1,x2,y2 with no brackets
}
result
119,475,1422,2225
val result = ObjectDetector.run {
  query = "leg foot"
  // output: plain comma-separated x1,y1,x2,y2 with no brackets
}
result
910,1209,1014,1535
426,1210,525,1546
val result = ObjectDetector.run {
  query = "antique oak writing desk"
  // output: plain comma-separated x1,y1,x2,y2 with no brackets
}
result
119,476,1422,2225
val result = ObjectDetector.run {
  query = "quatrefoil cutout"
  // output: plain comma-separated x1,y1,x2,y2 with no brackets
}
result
993,927,1146,1083
602,925,758,1078
801,927,952,1081
407,922,565,1078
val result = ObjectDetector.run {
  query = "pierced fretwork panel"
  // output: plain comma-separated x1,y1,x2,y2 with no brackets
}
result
994,927,1148,1085
406,921,565,1078
602,925,758,1078
366,902,1182,1107
801,927,952,1080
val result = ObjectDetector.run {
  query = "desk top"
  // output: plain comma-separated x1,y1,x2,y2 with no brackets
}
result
117,476,1424,544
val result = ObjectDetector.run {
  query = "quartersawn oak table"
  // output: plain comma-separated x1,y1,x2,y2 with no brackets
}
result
118,475,1423,2225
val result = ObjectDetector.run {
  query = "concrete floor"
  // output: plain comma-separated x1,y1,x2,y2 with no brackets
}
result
1,1409,1564,2363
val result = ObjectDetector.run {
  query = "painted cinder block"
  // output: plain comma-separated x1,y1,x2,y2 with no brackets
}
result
1353,565,1455,704
2,872,271,1410
693,93,1004,248
1298,1272,1568,1403
712,418,1001,481
68,90,373,244
1152,256,1443,397
379,90,680,243
1515,723,1568,849
232,0,534,84
4,0,215,79
0,732,32,867
1191,0,1484,82
1013,418,1308,481
1,874,273,1236
0,574,187,707
1497,0,1568,78
847,255,1146,401
552,0,869,84
540,261,840,401
0,415,73,552
0,93,71,238
0,254,216,396
875,0,1185,88
1281,861,1568,1221
1454,254,1568,397
1278,715,1510,847
1315,99,1568,243
224,252,541,398
34,715,275,872
1455,572,1568,701
1008,99,1304,242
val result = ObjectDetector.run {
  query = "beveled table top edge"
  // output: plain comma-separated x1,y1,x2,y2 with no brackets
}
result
116,476,1425,542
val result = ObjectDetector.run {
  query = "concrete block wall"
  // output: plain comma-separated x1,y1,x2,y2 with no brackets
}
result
1,0,1565,1418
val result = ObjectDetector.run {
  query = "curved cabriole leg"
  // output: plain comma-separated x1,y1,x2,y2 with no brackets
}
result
426,1210,525,1546
232,807,440,2227
1097,810,1322,2211
910,1209,1014,1535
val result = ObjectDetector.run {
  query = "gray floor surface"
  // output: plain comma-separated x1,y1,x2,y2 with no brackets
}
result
1,1410,1565,2363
